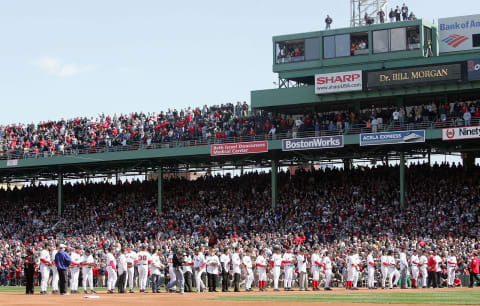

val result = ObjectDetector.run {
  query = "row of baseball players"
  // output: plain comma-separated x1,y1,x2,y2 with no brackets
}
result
37,244,459,294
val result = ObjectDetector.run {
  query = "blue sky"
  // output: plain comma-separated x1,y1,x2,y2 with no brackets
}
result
0,0,476,124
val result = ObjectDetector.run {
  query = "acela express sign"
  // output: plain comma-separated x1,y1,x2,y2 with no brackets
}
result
211,141,268,156
367,64,462,88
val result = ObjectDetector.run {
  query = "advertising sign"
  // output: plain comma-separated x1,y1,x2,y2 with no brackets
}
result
315,71,362,94
439,15,480,53
6,160,18,167
360,130,425,146
467,59,480,81
282,136,344,151
367,64,462,89
442,126,480,141
210,141,268,156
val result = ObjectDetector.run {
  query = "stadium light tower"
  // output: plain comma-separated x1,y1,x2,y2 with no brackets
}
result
350,0,388,27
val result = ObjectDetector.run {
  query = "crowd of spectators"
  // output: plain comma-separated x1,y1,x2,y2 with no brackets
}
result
0,163,479,288
1,99,479,160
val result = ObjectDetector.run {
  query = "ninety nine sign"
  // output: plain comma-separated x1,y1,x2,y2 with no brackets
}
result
442,126,480,141
315,70,362,95
282,136,344,151
210,141,268,156
367,64,462,89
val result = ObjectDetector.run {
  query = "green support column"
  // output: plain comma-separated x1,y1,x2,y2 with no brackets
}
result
399,152,405,210
57,173,63,216
271,159,278,209
157,167,163,213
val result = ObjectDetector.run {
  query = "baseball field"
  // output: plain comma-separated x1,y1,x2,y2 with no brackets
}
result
0,287,479,306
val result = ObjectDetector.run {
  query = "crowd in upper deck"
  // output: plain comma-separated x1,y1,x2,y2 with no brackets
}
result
1,98,479,159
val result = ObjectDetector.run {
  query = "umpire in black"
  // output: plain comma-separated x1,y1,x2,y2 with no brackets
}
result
24,248,35,294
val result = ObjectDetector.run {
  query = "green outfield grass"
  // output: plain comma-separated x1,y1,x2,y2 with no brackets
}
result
209,291,480,305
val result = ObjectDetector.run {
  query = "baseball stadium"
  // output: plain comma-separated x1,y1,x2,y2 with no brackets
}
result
1,1,480,305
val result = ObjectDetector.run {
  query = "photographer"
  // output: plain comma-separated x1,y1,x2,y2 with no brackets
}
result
166,248,185,294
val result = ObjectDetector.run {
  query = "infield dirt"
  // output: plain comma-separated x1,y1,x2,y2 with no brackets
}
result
0,287,477,306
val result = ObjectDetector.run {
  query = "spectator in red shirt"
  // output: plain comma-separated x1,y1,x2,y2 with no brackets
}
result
469,252,480,288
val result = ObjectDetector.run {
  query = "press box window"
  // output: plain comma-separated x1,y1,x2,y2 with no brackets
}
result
390,27,407,51
350,32,369,56
324,32,369,58
305,38,321,60
373,30,389,53
276,40,305,64
407,26,421,50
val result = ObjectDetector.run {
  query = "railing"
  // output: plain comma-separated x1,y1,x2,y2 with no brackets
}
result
1,117,478,161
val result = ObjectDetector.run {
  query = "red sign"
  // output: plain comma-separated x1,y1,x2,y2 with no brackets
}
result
211,141,268,156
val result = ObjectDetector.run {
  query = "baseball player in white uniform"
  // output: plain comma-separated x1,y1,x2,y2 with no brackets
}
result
447,250,457,287
242,249,254,291
255,249,268,291
167,250,177,290
106,247,118,294
311,247,322,291
137,245,151,293
232,248,242,292
410,250,420,288
69,246,82,294
386,250,396,289
81,249,95,294
193,248,206,293
117,248,128,293
296,248,308,291
39,243,52,295
380,249,388,289
206,249,221,292
367,249,376,289
51,244,59,294
351,250,361,290
151,249,164,293
219,248,230,292
419,250,428,288
323,251,333,290
282,248,295,291
125,246,138,293
271,247,282,291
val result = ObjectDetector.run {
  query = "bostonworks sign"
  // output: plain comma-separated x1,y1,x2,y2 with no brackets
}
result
442,126,480,141
282,136,344,151
211,141,268,156
468,59,480,81
315,71,362,94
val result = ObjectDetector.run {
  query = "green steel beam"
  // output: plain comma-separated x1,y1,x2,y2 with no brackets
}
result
251,81,480,109
157,167,163,213
271,159,278,209
58,173,63,216
399,151,405,210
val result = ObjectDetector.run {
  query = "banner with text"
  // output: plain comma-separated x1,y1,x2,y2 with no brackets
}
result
442,126,480,141
315,70,363,95
439,15,480,53
282,136,344,151
468,59,480,81
211,141,268,156
360,130,426,146
367,64,462,89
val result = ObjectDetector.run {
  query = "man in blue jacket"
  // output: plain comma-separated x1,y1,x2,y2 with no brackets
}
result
55,244,71,295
